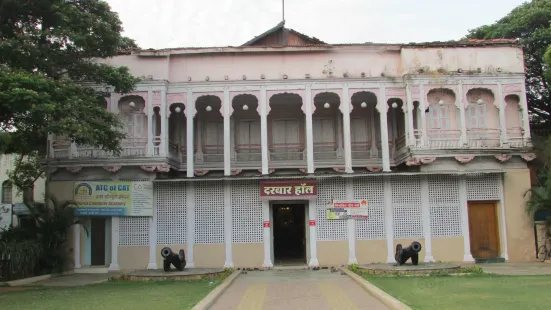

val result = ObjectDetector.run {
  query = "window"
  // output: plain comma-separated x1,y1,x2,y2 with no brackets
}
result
23,186,34,204
272,119,300,148
466,104,487,129
351,117,369,147
1,181,12,204
237,120,261,152
313,118,336,147
203,121,224,154
428,105,449,130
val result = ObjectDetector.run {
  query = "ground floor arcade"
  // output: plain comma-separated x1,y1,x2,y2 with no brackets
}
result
54,168,533,272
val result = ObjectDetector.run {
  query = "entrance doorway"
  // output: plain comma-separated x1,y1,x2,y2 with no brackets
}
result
90,217,107,266
272,204,306,266
468,202,500,259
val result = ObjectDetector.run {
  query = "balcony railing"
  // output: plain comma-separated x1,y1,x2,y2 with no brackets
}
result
351,141,379,160
234,144,262,162
269,143,305,161
168,141,187,163
313,142,342,160
196,145,223,163
507,127,524,148
467,128,501,148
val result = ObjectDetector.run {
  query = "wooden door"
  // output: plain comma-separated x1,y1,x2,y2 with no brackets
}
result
91,218,106,266
468,202,500,259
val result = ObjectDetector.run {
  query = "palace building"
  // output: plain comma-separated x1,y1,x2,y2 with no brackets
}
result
47,22,535,272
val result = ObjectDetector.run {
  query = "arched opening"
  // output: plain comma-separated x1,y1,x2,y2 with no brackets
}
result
232,94,261,165
168,102,186,162
268,93,305,163
350,91,380,163
1,181,12,204
115,95,148,157
465,88,499,148
387,98,406,157
312,92,343,164
195,95,223,166
505,94,523,147
426,88,460,148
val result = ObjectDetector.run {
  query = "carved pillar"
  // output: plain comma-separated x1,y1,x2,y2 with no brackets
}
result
419,84,428,147
260,87,269,175
377,87,391,172
341,86,353,173
520,82,531,144
391,104,398,157
147,91,154,157
305,85,314,173
160,88,168,157
223,88,231,176
73,224,81,269
458,83,468,146
336,113,343,158
406,83,415,146
497,83,509,148
186,90,195,178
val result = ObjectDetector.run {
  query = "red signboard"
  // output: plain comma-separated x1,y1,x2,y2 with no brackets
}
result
260,180,317,200
309,220,316,226
263,221,270,228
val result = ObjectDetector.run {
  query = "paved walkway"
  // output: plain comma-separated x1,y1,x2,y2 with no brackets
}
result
475,262,551,275
31,273,113,287
209,269,388,310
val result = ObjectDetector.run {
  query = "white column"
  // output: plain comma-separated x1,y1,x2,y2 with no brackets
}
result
108,217,119,271
186,91,195,178
147,214,157,269
260,87,269,175
307,200,319,267
520,82,531,143
262,200,273,268
342,86,353,173
418,84,428,147
160,88,168,156
458,83,468,146
459,176,475,262
378,87,391,172
498,174,509,260
420,175,435,262
383,175,394,263
346,178,357,264
147,90,154,157
305,86,314,173
497,84,509,147
73,224,81,269
224,181,234,267
186,182,195,267
406,83,415,146
223,89,231,176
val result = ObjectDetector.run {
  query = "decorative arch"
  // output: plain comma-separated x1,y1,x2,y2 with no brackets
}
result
465,88,500,147
425,88,461,148
232,94,261,164
505,94,523,146
349,91,381,160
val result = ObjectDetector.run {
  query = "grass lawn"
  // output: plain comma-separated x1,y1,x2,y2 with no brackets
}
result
0,278,222,310
366,274,551,310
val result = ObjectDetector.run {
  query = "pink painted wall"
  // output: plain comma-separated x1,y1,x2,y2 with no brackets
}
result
96,45,524,82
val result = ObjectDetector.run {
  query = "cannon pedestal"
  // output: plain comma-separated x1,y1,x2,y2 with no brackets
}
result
161,247,186,272
395,241,422,266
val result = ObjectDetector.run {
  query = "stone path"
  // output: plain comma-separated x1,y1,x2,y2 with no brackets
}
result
209,269,388,310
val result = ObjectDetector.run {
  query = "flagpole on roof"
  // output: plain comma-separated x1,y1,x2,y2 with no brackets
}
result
282,0,285,22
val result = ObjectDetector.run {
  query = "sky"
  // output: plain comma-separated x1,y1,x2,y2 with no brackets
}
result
105,0,526,49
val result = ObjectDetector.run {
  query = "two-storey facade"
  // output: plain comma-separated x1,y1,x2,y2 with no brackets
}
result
47,23,536,271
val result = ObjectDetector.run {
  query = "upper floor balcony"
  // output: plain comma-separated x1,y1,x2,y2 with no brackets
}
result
48,79,533,175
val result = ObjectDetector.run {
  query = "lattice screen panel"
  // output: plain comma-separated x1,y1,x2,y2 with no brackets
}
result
391,175,423,239
428,175,462,238
119,217,150,246
194,181,225,244
316,178,348,241
353,177,385,240
466,173,501,201
156,182,187,245
231,180,263,243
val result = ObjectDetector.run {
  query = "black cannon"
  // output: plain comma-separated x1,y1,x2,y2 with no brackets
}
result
161,247,186,272
395,241,422,265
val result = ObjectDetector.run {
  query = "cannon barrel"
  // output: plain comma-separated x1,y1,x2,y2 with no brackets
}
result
395,241,422,266
161,247,186,272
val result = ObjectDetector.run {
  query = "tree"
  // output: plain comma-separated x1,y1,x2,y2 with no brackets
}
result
466,0,551,127
0,0,140,191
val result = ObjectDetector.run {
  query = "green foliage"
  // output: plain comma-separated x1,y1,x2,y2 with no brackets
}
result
466,0,551,126
0,0,140,189
0,194,84,279
525,168,551,235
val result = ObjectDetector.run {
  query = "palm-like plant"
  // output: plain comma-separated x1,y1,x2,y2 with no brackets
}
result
525,135,551,238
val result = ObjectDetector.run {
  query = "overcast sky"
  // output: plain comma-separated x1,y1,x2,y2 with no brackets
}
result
105,0,525,49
